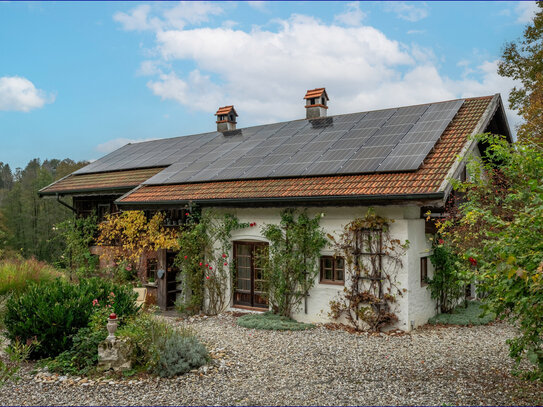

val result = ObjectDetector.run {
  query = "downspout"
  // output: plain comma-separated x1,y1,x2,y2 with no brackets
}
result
56,194,76,213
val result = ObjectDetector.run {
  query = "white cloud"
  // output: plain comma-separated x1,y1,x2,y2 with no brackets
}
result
334,2,366,27
114,5,522,133
0,76,54,112
96,137,159,154
113,4,154,31
384,2,428,22
137,59,171,76
247,1,267,12
515,1,538,23
114,2,223,31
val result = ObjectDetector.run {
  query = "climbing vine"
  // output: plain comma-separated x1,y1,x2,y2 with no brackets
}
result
328,209,409,332
96,211,179,279
57,213,99,277
175,210,247,315
260,209,327,317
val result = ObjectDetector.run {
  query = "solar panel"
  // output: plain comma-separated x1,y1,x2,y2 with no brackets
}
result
76,98,465,184
377,99,464,172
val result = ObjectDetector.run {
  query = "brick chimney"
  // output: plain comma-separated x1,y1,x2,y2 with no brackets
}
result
304,88,329,119
215,105,238,132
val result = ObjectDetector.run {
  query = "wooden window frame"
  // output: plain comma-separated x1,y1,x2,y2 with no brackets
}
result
320,256,345,285
420,256,428,287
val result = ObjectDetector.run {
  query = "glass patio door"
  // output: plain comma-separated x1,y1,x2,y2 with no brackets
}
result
233,242,268,309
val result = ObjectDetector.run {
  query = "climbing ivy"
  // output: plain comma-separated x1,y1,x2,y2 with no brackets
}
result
96,211,179,278
56,213,99,277
175,210,247,315
260,209,327,317
328,209,409,332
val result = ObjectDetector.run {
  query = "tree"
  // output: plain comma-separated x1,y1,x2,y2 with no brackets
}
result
0,158,87,262
498,1,543,145
439,133,543,378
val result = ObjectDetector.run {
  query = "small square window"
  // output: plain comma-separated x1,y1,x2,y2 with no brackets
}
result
420,257,428,286
320,256,345,285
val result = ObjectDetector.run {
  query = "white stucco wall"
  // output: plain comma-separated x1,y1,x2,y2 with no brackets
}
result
203,204,437,331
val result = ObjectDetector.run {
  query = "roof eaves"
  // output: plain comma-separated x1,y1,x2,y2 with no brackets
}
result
115,191,445,207
438,94,501,197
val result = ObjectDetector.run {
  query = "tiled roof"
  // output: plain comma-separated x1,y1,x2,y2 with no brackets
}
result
117,96,493,204
215,105,238,116
39,167,166,196
304,88,328,100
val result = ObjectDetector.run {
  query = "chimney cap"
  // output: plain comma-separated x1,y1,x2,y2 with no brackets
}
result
215,105,238,117
304,88,329,101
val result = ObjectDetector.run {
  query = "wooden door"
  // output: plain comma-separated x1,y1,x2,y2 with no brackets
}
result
165,251,181,308
233,242,268,309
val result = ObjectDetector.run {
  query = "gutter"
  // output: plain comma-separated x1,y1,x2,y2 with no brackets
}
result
39,186,137,197
56,194,76,213
115,191,445,207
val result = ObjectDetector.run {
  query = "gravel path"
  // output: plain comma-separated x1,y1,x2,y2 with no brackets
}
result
2,313,542,406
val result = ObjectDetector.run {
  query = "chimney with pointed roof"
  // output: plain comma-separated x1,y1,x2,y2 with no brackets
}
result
215,105,238,132
304,88,329,119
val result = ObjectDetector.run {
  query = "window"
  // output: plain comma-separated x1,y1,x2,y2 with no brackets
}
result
420,257,428,286
320,256,345,284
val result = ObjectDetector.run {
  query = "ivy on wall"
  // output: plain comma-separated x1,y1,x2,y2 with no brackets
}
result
260,209,327,317
328,209,408,332
175,210,248,315
57,213,99,277
96,211,179,274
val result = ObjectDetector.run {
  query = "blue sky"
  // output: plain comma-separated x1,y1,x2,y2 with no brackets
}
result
0,1,538,170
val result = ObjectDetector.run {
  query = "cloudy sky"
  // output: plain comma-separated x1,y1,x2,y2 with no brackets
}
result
0,1,538,170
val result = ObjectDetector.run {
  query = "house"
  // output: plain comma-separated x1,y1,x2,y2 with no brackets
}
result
39,88,511,330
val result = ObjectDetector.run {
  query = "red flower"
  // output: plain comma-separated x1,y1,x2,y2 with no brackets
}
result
199,262,203,266
224,262,228,266
206,276,210,280
92,299,99,306
209,266,213,270
469,257,477,266
222,254,227,258
185,212,189,216
184,255,188,259
438,239,444,245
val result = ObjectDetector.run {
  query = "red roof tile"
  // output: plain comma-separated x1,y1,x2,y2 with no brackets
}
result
304,88,328,100
215,105,238,116
118,96,493,204
39,167,166,195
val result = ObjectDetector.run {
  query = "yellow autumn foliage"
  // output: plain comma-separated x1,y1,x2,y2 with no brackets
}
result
96,211,179,263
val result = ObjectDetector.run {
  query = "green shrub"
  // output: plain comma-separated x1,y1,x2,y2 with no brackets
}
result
428,301,495,326
118,312,208,377
0,258,61,295
46,326,107,375
153,334,208,378
4,278,139,359
237,311,314,331
117,312,170,369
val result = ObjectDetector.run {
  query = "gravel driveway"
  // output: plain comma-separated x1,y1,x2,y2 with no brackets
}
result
2,313,542,406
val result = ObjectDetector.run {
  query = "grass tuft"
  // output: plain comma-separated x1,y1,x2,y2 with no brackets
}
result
428,301,495,326
0,258,61,295
237,311,315,331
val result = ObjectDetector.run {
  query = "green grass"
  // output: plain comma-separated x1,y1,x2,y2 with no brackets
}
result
0,258,62,295
428,301,496,326
237,311,315,331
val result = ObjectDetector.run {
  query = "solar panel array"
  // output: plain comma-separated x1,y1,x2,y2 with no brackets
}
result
75,99,465,184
